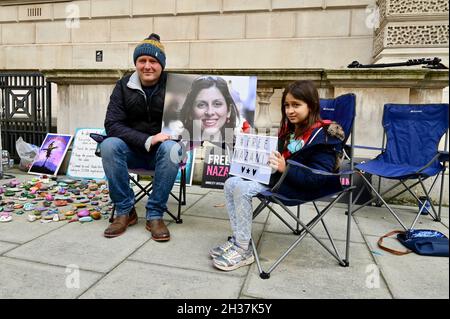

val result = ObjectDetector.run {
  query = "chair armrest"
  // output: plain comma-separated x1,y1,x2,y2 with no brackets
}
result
286,160,354,176
416,152,441,174
352,144,385,152
271,160,354,192
344,144,385,162
438,151,449,163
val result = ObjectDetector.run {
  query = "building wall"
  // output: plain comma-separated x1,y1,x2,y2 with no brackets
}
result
374,0,449,65
1,0,449,204
0,0,376,70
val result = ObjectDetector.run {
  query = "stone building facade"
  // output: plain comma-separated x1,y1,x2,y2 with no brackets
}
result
1,0,448,69
1,0,377,70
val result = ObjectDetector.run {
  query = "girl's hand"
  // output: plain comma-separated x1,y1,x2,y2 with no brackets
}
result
151,133,170,145
269,151,286,173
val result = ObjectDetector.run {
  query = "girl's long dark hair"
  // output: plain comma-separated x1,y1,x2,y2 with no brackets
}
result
180,76,239,139
279,80,322,141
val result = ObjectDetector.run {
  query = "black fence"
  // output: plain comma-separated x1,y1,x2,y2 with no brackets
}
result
0,72,52,162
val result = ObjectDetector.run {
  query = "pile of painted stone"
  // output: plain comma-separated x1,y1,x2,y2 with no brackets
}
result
0,176,113,224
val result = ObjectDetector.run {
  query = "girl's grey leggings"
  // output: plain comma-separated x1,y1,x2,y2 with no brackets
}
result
223,176,269,245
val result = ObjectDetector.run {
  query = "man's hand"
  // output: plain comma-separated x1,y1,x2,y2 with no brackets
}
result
269,151,286,173
151,133,170,146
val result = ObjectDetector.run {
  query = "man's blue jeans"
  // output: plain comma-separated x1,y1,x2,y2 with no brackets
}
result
100,137,182,220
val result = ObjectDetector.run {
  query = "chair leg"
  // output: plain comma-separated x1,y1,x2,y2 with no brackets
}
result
165,208,183,224
166,180,185,223
345,176,354,266
177,180,183,221
418,178,440,222
346,185,364,215
384,180,421,205
438,164,446,221
251,193,350,278
109,205,115,223
182,168,187,205
250,237,270,279
129,173,183,224
351,170,441,231
313,203,342,261
175,172,184,224
130,175,152,203
294,206,301,235
356,174,408,230
170,167,186,224
350,176,410,216
263,202,300,234
275,196,348,266
399,178,439,229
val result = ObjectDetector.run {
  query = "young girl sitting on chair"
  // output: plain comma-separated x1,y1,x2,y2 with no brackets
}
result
210,80,345,271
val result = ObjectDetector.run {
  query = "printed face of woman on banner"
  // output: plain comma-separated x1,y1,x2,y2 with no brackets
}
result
180,76,239,142
191,85,231,138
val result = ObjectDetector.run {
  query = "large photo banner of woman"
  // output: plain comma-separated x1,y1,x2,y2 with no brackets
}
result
161,73,257,143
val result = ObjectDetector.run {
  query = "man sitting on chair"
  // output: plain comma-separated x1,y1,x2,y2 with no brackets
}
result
101,33,182,241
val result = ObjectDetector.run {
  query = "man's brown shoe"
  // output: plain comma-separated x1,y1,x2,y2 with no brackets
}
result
104,207,138,238
145,219,170,242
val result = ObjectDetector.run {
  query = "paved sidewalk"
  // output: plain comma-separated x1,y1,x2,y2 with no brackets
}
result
0,169,448,299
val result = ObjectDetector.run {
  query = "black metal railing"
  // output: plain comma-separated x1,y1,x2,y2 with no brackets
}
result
0,72,52,161
348,57,448,70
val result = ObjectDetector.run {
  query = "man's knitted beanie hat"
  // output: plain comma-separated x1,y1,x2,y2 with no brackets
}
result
133,33,166,69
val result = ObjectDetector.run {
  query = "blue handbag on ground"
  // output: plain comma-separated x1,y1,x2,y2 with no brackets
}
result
378,229,449,257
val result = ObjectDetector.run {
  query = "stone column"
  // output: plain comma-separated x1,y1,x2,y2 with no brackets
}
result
373,0,449,65
254,87,275,135
41,69,127,134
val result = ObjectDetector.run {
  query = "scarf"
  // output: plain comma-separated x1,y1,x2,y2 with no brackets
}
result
281,120,331,159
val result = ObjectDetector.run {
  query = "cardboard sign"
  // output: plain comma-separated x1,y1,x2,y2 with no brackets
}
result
229,133,278,185
201,146,231,189
67,128,106,180
28,133,73,176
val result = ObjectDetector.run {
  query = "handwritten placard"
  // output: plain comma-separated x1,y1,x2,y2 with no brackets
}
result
229,133,278,185
67,128,106,180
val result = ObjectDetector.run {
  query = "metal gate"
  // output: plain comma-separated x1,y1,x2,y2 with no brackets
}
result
0,72,52,161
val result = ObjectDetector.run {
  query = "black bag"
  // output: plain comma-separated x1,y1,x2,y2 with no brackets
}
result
89,133,107,157
378,229,449,257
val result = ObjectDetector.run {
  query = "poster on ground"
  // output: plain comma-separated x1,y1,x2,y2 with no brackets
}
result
229,133,278,185
67,128,106,180
28,133,73,176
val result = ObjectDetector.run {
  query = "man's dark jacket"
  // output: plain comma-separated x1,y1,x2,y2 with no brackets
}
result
104,71,167,153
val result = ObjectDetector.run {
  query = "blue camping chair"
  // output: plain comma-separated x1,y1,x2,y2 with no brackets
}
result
350,103,449,231
251,93,356,279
